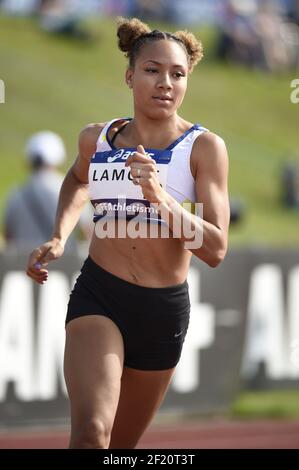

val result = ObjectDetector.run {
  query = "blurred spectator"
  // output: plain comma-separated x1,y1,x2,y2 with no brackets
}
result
280,0,299,24
38,0,93,41
164,0,220,26
0,0,39,15
230,197,246,225
281,160,299,209
255,0,299,72
216,0,261,67
104,0,133,17
292,0,299,24
130,0,168,21
216,0,299,72
0,0,105,18
3,131,93,253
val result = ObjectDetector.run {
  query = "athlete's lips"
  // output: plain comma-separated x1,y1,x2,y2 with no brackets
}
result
152,96,173,101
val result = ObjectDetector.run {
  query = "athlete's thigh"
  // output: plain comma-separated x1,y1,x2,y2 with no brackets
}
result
109,366,175,449
64,315,125,431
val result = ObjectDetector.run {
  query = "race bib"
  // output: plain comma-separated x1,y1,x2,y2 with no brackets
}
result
89,148,172,224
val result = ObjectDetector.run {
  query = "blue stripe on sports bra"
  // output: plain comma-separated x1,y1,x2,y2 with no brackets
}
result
166,124,203,150
105,118,204,151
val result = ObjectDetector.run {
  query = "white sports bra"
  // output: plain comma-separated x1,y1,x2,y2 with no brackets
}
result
89,117,208,225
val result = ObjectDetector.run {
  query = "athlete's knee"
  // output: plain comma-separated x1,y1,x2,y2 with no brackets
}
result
70,418,112,449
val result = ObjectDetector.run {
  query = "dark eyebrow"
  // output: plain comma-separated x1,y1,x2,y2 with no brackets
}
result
143,60,185,68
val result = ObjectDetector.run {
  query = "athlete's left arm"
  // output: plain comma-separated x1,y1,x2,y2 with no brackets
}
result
161,132,230,267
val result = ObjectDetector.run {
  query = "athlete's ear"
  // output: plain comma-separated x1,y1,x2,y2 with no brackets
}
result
125,68,133,89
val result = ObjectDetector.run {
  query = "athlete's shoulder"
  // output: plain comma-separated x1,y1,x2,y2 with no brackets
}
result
79,122,107,145
194,129,226,148
78,122,107,158
192,131,228,174
194,130,227,157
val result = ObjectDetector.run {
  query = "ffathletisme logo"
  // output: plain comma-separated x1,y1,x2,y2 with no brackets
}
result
94,195,204,250
0,80,5,104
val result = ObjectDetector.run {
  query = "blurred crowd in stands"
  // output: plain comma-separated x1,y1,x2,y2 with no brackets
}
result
0,0,298,251
216,0,299,72
1,0,298,72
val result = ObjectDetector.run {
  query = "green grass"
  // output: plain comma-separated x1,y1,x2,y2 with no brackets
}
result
231,390,299,419
0,15,298,246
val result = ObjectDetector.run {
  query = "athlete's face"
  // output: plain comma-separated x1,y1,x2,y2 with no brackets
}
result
126,40,189,119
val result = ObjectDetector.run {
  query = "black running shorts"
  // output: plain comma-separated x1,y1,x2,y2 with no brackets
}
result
66,256,190,370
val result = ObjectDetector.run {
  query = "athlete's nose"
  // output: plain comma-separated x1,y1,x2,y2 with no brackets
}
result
157,73,173,90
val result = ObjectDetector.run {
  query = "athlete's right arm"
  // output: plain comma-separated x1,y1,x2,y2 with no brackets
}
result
26,123,105,284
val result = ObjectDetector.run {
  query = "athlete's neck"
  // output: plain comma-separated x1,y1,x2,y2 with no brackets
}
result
126,113,187,149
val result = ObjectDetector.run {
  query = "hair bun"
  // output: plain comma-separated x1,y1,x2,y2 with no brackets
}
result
116,17,151,55
174,30,204,72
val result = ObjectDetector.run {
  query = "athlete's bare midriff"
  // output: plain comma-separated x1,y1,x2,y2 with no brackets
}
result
89,225,192,287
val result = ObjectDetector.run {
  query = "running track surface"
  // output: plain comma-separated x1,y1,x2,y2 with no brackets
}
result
0,420,298,449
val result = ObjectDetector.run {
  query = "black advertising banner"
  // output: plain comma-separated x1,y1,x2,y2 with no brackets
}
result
0,250,298,427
